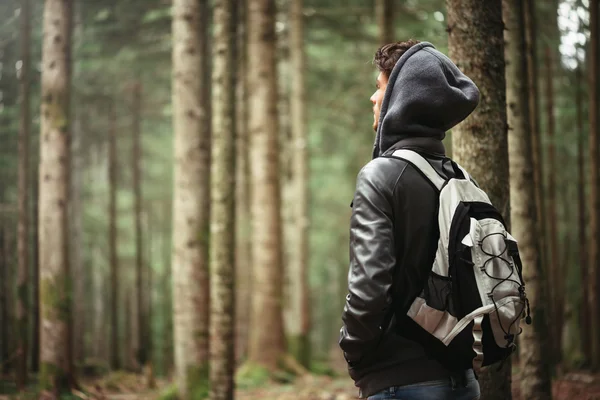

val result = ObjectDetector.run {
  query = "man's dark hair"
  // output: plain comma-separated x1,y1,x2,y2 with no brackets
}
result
374,39,421,78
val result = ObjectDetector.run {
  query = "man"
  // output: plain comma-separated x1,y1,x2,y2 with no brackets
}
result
339,40,482,399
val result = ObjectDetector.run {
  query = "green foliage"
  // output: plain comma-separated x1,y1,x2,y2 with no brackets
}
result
157,383,179,400
186,364,210,399
287,334,311,368
310,361,338,377
235,362,271,389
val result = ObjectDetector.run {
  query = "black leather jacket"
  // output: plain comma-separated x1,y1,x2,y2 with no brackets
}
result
340,138,460,397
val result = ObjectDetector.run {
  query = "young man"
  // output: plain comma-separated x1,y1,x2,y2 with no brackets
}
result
339,40,482,399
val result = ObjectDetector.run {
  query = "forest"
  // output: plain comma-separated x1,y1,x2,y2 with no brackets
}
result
0,0,599,399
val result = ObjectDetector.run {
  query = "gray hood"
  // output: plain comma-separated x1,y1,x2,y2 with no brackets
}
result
372,42,480,158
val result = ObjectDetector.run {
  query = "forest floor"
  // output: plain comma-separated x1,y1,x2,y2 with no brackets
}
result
1,369,600,399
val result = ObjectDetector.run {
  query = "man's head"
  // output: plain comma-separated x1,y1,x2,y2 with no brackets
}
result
370,39,420,132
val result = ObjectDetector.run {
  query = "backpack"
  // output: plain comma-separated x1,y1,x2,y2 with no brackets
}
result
391,149,531,374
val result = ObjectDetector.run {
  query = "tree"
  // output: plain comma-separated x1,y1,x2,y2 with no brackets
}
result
131,80,146,368
576,64,590,361
523,1,549,344
16,0,31,389
288,0,311,368
375,0,393,44
39,0,74,392
589,0,600,369
70,102,85,366
209,0,236,396
108,98,120,370
234,0,251,363
446,0,511,398
171,0,211,396
504,0,553,398
247,0,287,370
31,149,40,373
544,45,562,359
0,225,8,374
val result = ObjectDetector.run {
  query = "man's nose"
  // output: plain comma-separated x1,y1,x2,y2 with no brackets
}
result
370,92,376,104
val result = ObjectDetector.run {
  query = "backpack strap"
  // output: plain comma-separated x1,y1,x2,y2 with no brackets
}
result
392,149,446,190
454,162,471,182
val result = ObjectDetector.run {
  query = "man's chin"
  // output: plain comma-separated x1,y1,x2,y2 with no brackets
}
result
373,123,378,132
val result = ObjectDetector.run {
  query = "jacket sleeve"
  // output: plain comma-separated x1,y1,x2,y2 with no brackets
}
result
339,162,396,367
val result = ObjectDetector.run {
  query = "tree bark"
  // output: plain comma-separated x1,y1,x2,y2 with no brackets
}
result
544,46,562,361
576,65,590,361
0,224,8,374
375,0,393,45
446,1,511,398
235,0,251,364
209,0,236,397
524,0,550,344
247,0,287,369
108,98,120,370
288,0,311,368
589,0,600,369
171,0,211,396
31,146,40,373
70,103,84,367
16,0,31,388
130,81,146,369
504,0,553,398
39,0,74,392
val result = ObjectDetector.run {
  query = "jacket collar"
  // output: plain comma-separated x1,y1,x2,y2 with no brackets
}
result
382,137,446,158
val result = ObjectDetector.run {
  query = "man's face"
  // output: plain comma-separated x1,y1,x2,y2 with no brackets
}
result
370,72,388,132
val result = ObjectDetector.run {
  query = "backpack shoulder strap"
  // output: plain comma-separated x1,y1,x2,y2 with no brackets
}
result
454,162,471,182
391,149,446,191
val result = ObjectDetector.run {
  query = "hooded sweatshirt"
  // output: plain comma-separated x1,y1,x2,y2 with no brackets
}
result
372,41,479,158
339,42,480,398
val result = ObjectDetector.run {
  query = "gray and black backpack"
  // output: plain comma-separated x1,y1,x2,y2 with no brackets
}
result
391,149,531,374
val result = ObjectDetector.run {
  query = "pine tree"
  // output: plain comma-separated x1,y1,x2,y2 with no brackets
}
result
39,0,75,392
171,0,211,396
588,0,600,369
247,0,287,370
209,0,236,396
504,0,553,397
288,0,311,368
108,98,120,370
446,0,511,397
16,0,31,389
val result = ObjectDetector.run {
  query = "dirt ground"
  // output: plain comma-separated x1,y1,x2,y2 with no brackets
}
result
2,370,599,399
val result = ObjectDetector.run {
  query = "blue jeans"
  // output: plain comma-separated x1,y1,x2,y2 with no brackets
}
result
367,370,480,400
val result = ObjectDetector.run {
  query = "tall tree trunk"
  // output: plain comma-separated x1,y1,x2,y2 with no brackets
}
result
235,0,251,364
70,106,84,367
39,0,74,392
446,1,511,398
288,0,311,368
171,0,211,396
108,99,120,370
576,65,590,362
31,147,40,373
209,0,236,397
375,0,393,45
247,0,286,370
589,0,600,369
145,212,155,388
504,0,553,398
544,46,561,362
162,207,174,376
0,225,8,374
130,81,146,368
524,0,550,346
16,0,31,388
92,244,105,360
